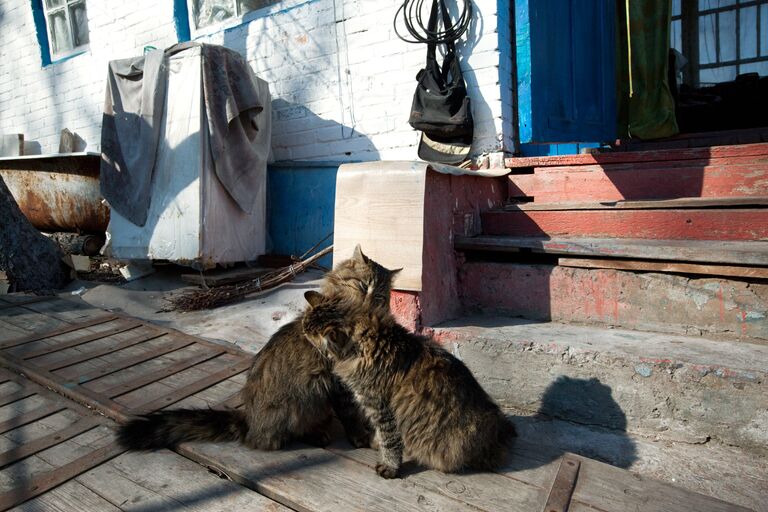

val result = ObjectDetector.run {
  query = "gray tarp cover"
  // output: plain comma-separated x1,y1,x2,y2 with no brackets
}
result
100,42,269,226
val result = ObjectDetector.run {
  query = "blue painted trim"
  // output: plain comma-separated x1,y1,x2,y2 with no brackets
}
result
30,0,52,66
267,164,338,268
514,0,533,144
31,0,88,67
173,0,191,42
520,142,602,157
51,49,87,64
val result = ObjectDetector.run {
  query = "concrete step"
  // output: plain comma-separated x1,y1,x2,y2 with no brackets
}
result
430,316,768,458
458,261,768,341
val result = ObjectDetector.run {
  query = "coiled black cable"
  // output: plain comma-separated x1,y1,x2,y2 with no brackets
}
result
394,0,472,45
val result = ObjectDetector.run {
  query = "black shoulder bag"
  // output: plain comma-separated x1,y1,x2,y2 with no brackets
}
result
408,0,473,164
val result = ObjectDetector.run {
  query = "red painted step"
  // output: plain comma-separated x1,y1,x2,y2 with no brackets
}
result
505,142,768,168
508,157,768,202
481,209,768,241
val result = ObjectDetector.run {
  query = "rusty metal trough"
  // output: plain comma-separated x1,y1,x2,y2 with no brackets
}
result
0,153,108,234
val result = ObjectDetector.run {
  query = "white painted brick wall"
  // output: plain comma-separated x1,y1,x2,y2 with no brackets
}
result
0,0,514,161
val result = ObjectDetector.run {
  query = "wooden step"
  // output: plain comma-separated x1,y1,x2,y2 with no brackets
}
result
480,209,768,241
505,142,768,168
454,236,768,266
505,197,768,211
508,158,768,203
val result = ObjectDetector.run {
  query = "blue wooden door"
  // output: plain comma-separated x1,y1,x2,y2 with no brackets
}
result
516,0,617,144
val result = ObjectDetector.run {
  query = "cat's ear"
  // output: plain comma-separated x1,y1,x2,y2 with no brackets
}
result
353,244,369,263
304,290,324,307
389,268,403,278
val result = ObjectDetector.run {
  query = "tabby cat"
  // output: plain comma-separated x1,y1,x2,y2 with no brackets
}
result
117,246,399,451
302,290,516,478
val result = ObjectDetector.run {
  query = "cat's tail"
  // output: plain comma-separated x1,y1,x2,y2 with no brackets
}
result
117,409,248,450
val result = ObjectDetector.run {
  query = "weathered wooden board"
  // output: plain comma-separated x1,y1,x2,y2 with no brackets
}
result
505,142,768,168
326,440,547,512
333,161,428,291
74,450,291,512
508,160,768,202
182,441,511,512
7,480,122,512
481,209,768,241
558,257,768,279
567,453,751,512
506,197,768,210
454,236,768,265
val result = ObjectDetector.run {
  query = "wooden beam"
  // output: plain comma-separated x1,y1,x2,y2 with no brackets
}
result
557,258,768,279
505,142,768,168
481,209,768,241
454,236,768,265
542,454,581,512
505,197,768,211
508,160,768,202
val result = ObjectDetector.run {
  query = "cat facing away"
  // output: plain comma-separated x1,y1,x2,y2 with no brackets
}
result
302,290,516,478
117,246,399,451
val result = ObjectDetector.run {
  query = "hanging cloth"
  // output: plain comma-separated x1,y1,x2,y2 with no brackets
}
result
616,0,679,140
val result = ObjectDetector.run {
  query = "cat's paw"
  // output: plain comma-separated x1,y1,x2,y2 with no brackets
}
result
375,463,399,479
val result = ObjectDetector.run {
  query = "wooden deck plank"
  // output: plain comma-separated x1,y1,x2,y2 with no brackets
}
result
132,359,251,415
12,299,106,325
181,441,487,512
102,349,226,400
0,441,126,510
542,454,580,512
0,417,100,471
75,450,290,512
327,440,546,512
504,142,768,168
0,402,68,436
15,320,142,361
508,159,768,202
481,209,768,241
568,454,752,512
7,479,122,512
454,236,768,265
505,196,768,211
0,315,117,350
40,331,168,372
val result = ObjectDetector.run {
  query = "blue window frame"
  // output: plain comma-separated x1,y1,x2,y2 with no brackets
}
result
31,0,90,66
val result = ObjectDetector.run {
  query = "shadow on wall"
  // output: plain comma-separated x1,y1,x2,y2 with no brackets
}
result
508,376,638,470
269,98,380,162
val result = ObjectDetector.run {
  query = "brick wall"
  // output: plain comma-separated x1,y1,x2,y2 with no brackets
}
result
0,0,513,161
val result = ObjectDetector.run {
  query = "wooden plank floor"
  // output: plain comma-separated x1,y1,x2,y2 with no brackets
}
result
0,295,752,512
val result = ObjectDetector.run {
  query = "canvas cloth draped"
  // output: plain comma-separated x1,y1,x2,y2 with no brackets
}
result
100,43,270,226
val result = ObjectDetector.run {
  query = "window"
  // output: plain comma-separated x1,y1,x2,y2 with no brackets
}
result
671,0,768,86
40,0,90,60
189,0,277,30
